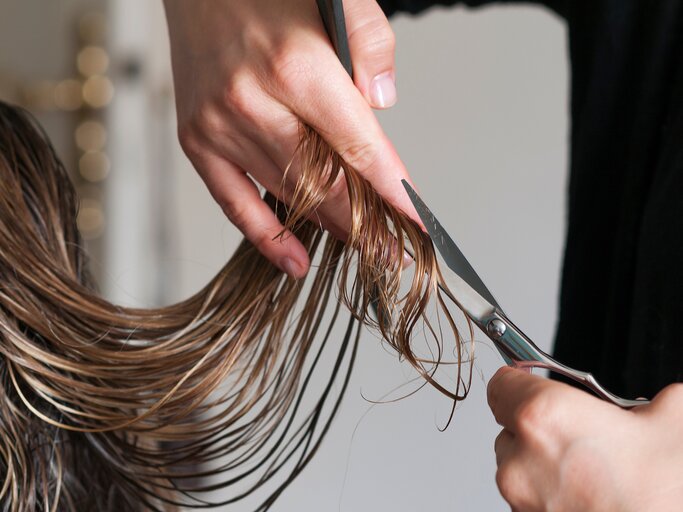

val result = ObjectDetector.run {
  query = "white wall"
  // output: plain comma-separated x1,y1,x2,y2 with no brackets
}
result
0,0,99,155
104,2,568,511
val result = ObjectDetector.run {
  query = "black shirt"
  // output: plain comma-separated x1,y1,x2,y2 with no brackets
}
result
380,0,683,398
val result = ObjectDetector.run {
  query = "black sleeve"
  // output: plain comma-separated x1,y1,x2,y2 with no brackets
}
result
378,0,567,18
378,0,485,16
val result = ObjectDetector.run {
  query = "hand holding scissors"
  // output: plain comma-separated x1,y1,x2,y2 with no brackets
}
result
402,180,649,408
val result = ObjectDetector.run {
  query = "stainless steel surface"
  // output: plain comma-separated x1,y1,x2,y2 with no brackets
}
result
402,180,650,409
486,311,648,409
402,180,500,310
486,318,507,339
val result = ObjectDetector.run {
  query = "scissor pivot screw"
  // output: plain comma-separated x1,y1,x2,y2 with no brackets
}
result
487,319,507,339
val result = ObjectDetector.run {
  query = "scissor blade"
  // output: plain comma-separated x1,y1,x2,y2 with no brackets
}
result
402,180,501,316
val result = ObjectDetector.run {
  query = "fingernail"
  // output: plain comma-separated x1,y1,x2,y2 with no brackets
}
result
370,71,397,109
281,257,305,278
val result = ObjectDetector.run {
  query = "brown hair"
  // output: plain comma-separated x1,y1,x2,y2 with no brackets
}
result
0,101,471,511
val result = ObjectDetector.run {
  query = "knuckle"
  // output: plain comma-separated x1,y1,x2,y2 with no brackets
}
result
194,102,223,137
177,123,201,159
495,464,518,504
222,73,258,121
239,20,269,55
493,429,506,453
339,141,380,174
514,391,553,437
487,373,501,409
219,197,250,231
349,18,396,59
220,197,272,250
270,45,314,94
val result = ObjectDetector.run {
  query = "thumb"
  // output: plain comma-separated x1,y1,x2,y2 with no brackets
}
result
344,0,397,109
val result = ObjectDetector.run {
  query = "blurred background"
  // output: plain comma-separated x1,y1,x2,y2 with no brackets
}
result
0,1,567,510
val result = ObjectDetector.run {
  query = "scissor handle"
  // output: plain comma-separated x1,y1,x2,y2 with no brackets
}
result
479,311,650,409
316,0,354,78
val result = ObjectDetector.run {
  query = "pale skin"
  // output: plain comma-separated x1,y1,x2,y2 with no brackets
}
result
162,1,683,510
488,367,683,511
162,0,414,278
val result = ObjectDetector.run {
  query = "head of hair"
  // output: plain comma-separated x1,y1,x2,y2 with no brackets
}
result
0,101,470,511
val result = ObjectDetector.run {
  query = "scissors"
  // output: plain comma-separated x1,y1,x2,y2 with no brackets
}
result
315,0,647,408
401,180,648,408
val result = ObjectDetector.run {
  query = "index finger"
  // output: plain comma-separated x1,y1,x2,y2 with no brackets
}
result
265,37,421,224
487,366,549,431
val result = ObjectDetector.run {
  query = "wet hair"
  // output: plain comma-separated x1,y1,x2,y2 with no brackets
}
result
0,101,471,511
